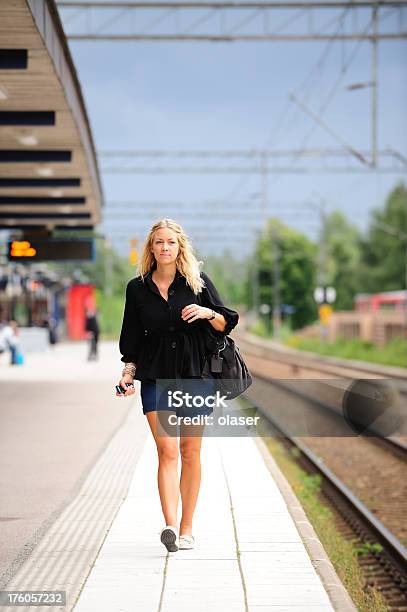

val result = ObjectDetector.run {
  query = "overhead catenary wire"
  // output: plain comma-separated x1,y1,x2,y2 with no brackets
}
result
64,2,406,259
225,5,354,202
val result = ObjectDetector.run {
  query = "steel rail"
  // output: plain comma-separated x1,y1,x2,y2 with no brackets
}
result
244,384,407,580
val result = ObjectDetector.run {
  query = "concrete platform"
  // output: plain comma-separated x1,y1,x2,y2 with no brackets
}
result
73,414,355,611
0,341,355,611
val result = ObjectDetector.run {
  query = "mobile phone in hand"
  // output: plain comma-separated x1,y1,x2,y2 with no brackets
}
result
115,383,133,395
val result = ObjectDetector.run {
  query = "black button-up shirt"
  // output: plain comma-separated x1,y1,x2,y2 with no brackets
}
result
119,268,239,382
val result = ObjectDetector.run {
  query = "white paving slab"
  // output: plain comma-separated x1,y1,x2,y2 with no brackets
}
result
74,425,336,611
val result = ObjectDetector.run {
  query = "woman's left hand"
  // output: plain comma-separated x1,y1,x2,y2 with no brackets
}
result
181,304,212,323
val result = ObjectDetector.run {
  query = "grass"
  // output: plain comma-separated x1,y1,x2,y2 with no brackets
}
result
248,317,293,342
284,335,407,369
247,319,407,368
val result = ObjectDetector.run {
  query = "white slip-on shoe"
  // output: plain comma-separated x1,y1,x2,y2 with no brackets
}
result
179,534,195,550
160,526,179,552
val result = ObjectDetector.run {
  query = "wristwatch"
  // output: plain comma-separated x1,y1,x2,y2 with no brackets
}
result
208,309,216,321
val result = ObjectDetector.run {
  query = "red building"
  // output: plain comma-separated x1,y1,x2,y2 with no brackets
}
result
66,284,96,340
355,290,407,313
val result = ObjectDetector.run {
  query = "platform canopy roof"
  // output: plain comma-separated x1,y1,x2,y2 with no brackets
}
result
0,0,103,234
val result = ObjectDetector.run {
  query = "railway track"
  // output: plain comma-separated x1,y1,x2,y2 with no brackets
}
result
242,384,407,610
368,434,407,463
232,332,407,608
236,331,407,384
252,370,407,462
236,330,407,442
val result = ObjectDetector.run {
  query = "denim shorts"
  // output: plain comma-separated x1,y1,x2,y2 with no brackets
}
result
140,377,217,417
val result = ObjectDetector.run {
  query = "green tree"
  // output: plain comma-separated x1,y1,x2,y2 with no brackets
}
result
200,250,248,305
324,211,362,310
257,219,318,330
359,183,407,292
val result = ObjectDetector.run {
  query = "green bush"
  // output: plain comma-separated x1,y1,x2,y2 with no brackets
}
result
283,335,406,368
96,290,125,339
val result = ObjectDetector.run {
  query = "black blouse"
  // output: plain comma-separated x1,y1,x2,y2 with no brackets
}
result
119,268,239,382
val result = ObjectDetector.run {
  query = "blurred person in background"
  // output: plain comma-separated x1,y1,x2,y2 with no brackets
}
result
0,319,21,365
0,318,8,365
47,315,58,348
85,308,100,361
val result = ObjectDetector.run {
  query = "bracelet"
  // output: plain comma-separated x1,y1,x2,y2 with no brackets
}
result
122,364,136,378
208,309,216,321
123,362,136,370
122,370,135,379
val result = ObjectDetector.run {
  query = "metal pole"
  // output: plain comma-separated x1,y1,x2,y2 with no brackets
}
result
251,248,259,320
272,226,281,339
104,237,112,297
262,152,272,335
262,151,268,226
405,239,407,337
371,3,378,167
316,202,326,287
319,204,328,341
321,206,327,287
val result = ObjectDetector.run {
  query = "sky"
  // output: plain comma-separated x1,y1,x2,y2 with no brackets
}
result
59,3,407,261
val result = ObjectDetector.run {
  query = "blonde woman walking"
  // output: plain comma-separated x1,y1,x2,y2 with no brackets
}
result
116,219,239,552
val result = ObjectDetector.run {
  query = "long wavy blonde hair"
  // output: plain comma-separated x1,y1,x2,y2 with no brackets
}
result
138,219,206,294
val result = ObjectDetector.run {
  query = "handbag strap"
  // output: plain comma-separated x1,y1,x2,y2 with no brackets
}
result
217,337,227,353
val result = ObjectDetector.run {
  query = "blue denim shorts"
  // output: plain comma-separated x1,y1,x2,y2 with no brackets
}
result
140,377,217,417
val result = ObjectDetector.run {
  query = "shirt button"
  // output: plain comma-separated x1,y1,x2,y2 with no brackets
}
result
169,289,174,296
169,326,175,331
171,341,176,348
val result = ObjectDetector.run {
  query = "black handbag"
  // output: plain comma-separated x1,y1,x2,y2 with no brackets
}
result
202,331,253,400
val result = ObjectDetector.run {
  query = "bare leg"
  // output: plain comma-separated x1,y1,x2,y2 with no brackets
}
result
146,411,179,526
179,424,205,537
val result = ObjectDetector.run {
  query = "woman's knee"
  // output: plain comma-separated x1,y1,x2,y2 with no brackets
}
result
157,442,179,464
180,442,201,464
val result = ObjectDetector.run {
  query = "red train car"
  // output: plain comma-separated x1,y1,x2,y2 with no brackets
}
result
355,290,407,313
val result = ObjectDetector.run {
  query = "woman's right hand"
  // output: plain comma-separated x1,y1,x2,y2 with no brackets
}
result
116,374,135,397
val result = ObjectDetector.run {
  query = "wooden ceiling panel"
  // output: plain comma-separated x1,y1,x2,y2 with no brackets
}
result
0,112,88,148
0,0,103,229
0,164,99,178
0,178,94,198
